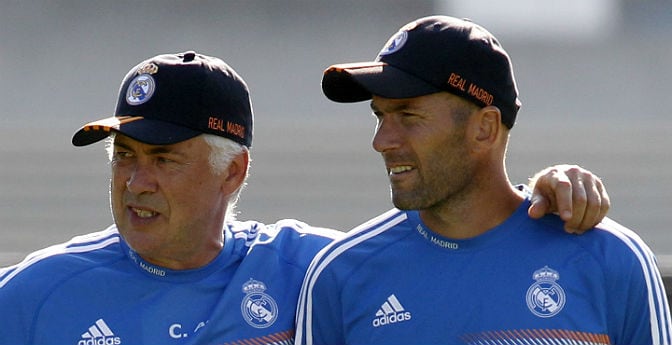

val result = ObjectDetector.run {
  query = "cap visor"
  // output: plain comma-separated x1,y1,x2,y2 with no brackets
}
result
72,116,200,146
322,62,440,103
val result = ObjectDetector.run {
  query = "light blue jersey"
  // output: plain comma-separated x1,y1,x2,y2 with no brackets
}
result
296,199,671,345
0,219,342,345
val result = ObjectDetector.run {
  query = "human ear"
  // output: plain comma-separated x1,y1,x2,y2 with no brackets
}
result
472,106,501,147
221,150,249,194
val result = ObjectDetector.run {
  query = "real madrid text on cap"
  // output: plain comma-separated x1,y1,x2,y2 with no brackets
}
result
72,51,253,147
321,16,521,128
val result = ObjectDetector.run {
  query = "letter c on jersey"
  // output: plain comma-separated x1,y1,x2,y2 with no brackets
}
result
169,324,188,339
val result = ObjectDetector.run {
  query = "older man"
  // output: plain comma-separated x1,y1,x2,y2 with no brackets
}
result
1,50,612,345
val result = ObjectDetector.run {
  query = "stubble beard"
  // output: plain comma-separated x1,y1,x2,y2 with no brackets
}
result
390,135,473,212
390,161,473,211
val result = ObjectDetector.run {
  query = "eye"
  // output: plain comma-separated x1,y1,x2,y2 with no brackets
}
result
399,112,422,123
112,150,133,160
157,156,175,164
110,150,134,167
401,111,420,118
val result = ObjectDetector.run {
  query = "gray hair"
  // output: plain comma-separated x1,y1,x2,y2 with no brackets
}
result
105,133,250,220
202,133,250,220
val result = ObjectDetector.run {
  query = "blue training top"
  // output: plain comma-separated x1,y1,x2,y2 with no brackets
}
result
0,219,342,345
295,199,672,345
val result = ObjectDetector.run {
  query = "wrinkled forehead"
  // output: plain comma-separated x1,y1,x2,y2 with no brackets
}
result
112,132,207,156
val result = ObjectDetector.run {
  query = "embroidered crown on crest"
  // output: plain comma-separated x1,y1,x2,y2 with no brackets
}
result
242,278,267,294
533,266,560,281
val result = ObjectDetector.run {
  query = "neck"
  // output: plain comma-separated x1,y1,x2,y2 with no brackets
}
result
419,169,524,239
141,239,224,270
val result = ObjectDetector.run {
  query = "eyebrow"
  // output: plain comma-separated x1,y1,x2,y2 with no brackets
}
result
370,100,413,114
113,141,133,151
114,140,184,156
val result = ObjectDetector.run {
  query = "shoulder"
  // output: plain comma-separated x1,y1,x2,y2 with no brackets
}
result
325,208,408,249
228,219,343,245
0,225,123,291
552,217,657,265
532,215,662,293
584,219,670,341
304,209,409,273
588,218,660,273
530,214,657,268
226,219,344,266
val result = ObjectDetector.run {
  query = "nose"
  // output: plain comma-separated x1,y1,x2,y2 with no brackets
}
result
125,163,158,195
372,116,401,153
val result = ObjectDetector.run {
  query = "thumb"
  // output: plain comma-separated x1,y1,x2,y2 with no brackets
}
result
528,193,550,219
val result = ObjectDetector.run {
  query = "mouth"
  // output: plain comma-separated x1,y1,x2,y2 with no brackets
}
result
129,206,158,219
388,165,414,176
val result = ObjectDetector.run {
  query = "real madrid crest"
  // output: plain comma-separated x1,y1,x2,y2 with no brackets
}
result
378,21,418,57
126,62,158,106
378,30,408,56
525,266,566,318
240,278,278,328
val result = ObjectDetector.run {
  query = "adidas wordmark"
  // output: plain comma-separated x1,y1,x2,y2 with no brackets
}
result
372,294,412,327
78,319,122,345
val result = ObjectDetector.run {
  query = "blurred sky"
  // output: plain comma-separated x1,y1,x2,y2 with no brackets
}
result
1,0,671,264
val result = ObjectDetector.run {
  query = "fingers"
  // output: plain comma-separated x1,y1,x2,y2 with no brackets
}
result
596,179,610,222
529,165,571,220
572,175,610,232
528,164,611,234
528,192,551,220
549,169,574,222
561,174,588,234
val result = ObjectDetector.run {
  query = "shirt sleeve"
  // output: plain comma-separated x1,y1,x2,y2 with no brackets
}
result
0,266,31,344
600,219,672,344
295,253,346,345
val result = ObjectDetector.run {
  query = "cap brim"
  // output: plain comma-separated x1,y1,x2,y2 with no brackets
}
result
72,116,201,147
321,62,441,103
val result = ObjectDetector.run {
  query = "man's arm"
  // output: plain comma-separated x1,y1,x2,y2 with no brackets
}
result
528,164,610,234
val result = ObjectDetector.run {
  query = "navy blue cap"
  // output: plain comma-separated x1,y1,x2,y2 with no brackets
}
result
72,51,253,147
322,16,521,128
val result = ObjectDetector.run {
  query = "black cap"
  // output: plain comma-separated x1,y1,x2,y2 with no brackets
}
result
322,16,521,128
72,51,253,147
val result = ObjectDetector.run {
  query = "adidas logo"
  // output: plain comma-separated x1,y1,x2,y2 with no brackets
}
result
77,319,122,345
372,294,412,327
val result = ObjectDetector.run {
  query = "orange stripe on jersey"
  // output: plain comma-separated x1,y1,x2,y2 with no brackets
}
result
220,329,294,345
461,328,611,345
